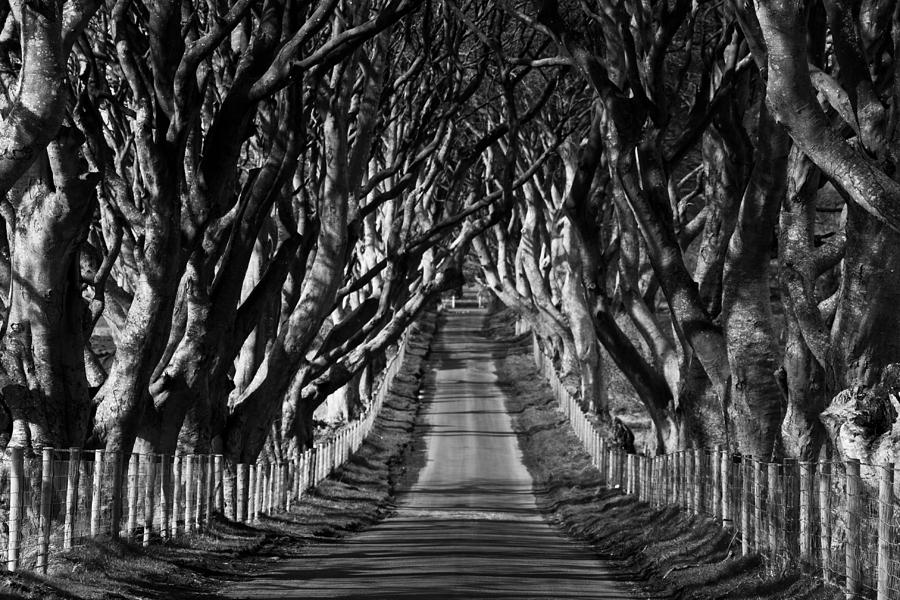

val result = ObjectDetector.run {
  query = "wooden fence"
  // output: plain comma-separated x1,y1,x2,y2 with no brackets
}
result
527,328,900,600
0,331,411,575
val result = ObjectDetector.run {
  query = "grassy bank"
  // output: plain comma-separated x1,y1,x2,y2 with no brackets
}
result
0,312,437,600
494,321,841,600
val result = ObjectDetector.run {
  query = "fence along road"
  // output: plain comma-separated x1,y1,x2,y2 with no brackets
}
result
0,319,412,575
528,317,900,600
224,304,640,599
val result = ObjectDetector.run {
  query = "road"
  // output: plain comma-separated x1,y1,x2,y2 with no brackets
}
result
224,308,637,599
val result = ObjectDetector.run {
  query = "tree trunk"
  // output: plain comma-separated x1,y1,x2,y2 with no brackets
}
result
224,100,350,463
0,132,96,449
779,149,829,461
91,147,182,454
554,221,605,413
822,206,900,465
693,127,745,317
721,106,789,459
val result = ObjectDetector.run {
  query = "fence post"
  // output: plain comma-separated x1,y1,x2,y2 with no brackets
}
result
235,462,246,523
682,451,691,511
272,460,278,510
605,447,613,487
684,448,700,515
110,451,124,539
64,447,80,550
173,454,183,536
255,460,264,520
741,455,751,555
653,455,666,506
90,449,103,537
642,456,649,501
143,454,157,546
215,455,225,513
266,461,274,512
635,456,642,500
607,448,613,487
38,447,52,574
662,455,669,506
712,447,721,522
284,461,291,509
287,459,295,508
598,439,607,483
846,458,862,598
248,463,257,521
259,460,267,518
625,454,633,495
272,461,280,511
195,455,205,528
799,461,812,564
280,461,288,510
329,442,336,475
784,459,800,562
7,446,24,571
672,452,679,505
877,462,894,600
670,452,677,505
663,454,669,506
301,451,309,494
263,460,270,515
754,459,764,552
206,455,215,524
693,449,703,515
127,453,140,537
819,460,832,583
633,455,639,497
673,453,679,505
185,456,195,531
260,462,268,513
721,449,731,527
272,460,284,511
663,454,670,504
767,461,778,569
682,452,691,511
159,454,170,539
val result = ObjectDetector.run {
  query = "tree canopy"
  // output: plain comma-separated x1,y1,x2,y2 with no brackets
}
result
0,0,895,473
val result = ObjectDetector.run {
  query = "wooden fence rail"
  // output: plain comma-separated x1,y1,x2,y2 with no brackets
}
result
525,325,898,600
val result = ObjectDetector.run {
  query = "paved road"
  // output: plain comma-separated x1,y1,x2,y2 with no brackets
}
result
224,309,637,599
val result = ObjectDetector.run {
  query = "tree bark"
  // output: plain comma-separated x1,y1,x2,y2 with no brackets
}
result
0,131,96,449
779,149,829,461
224,96,350,463
721,106,789,459
754,0,900,232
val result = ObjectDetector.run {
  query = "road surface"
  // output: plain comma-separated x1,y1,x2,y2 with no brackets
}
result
224,308,637,599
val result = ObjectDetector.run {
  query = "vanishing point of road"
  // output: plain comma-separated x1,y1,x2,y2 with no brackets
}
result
225,307,638,599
